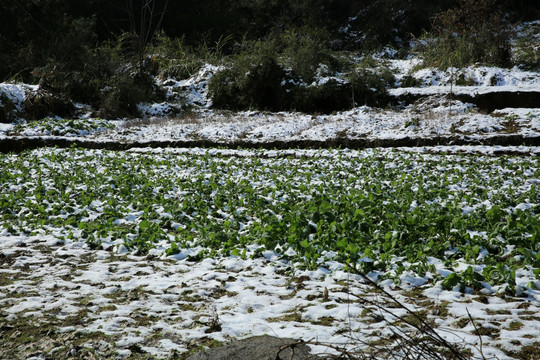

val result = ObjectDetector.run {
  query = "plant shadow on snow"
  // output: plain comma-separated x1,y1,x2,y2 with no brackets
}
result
275,274,477,360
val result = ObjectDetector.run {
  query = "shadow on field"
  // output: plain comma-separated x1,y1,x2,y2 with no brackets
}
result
1,135,540,154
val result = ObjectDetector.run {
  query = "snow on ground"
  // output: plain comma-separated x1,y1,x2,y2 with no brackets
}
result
1,58,539,145
2,103,540,144
0,83,38,112
1,42,540,359
400,64,540,88
2,231,539,359
155,64,223,108
1,145,539,359
390,83,540,96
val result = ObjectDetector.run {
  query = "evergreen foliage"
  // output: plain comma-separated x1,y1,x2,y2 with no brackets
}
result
209,40,286,111
422,0,514,68
1,0,538,116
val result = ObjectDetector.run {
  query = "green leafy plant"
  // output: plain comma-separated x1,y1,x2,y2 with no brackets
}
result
0,147,538,294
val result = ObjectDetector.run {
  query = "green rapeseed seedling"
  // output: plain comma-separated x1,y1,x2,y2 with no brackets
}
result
0,147,538,294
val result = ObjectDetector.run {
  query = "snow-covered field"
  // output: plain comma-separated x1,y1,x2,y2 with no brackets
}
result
1,145,539,359
1,40,540,359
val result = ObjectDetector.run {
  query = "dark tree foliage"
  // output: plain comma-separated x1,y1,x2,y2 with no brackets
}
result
2,0,539,81
0,0,538,115
424,0,514,68
343,0,458,49
158,0,363,45
507,0,540,21
0,0,98,81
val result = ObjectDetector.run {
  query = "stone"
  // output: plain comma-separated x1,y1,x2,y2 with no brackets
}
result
185,335,313,360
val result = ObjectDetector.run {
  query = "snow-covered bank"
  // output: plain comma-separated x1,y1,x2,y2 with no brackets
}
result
1,57,539,149
2,105,539,147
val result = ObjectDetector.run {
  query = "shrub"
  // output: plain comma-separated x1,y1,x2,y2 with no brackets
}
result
210,61,393,113
343,0,451,51
157,57,204,81
22,90,75,120
209,59,285,112
348,67,395,107
279,26,334,82
400,75,421,87
513,38,540,70
0,92,16,123
0,3,98,83
422,0,513,68
454,73,475,86
209,40,287,111
293,79,353,113
512,22,540,70
152,32,235,81
99,72,160,118
32,35,164,119
152,34,204,80
209,37,394,113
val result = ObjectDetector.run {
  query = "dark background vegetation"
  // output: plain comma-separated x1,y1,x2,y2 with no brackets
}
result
1,0,539,117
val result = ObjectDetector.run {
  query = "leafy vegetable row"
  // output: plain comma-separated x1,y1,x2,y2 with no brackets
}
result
1,147,538,293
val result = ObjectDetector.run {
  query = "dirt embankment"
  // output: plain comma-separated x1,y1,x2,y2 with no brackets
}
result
1,134,540,154
392,90,540,113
